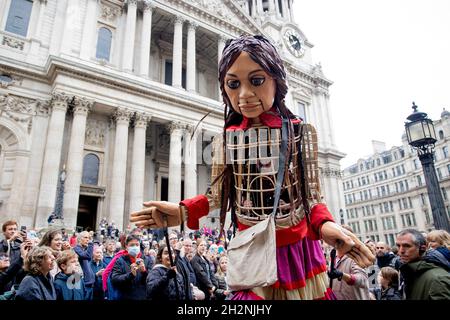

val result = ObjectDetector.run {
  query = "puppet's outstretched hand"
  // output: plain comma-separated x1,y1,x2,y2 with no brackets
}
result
130,201,182,229
320,221,375,268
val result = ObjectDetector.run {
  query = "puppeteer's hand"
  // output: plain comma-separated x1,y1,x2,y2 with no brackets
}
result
320,221,375,268
130,201,181,229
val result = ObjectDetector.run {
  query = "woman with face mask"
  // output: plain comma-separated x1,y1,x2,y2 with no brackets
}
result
110,235,153,300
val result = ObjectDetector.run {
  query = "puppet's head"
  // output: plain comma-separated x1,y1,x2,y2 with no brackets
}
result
218,35,288,121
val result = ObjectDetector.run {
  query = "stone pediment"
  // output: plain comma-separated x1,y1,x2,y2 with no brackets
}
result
167,0,264,36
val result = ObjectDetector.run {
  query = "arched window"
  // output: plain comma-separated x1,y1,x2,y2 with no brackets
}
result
439,130,444,140
5,0,33,37
82,153,100,185
96,27,112,61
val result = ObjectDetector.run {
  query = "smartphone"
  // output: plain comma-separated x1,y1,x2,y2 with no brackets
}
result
20,226,27,232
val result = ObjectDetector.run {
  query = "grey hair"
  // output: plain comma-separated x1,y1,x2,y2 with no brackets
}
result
397,228,426,248
77,231,90,242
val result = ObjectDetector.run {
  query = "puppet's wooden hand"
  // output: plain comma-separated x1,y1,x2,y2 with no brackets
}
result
320,221,375,268
130,201,181,229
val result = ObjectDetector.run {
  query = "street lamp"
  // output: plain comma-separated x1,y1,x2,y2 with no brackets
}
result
405,102,450,232
51,165,66,226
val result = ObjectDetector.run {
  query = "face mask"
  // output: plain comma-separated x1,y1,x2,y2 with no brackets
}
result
128,246,140,257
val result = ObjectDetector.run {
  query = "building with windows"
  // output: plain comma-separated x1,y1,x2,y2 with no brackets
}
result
0,0,344,231
342,110,450,246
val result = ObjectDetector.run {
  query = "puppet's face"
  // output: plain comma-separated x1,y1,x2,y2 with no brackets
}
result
224,51,276,122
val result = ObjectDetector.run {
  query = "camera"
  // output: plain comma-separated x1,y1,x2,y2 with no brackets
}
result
135,258,143,265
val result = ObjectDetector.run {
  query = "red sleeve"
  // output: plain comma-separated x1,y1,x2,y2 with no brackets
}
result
306,203,335,240
180,195,210,230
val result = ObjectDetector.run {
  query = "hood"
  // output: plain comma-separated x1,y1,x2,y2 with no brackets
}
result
152,264,169,270
423,248,450,271
55,272,70,281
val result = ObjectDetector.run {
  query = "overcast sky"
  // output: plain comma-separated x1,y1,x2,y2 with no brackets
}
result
292,0,450,168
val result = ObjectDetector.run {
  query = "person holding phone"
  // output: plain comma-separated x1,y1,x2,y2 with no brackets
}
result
0,221,25,267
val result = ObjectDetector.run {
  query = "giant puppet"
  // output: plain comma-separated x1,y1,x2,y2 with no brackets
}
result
130,35,374,300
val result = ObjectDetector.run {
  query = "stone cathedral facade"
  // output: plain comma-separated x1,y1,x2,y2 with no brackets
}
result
0,0,345,231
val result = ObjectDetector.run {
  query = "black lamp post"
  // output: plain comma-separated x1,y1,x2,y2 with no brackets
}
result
405,102,450,232
339,209,345,225
52,165,66,224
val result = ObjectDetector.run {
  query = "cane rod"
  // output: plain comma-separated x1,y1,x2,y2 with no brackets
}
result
163,215,180,300
329,248,336,289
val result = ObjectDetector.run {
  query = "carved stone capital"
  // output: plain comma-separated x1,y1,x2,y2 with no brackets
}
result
187,20,199,31
73,97,94,115
134,112,151,128
127,0,138,6
168,121,185,134
174,15,185,25
113,108,132,124
51,92,71,112
142,0,155,11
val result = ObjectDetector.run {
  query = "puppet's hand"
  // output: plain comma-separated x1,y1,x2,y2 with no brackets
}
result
130,201,181,229
320,221,375,268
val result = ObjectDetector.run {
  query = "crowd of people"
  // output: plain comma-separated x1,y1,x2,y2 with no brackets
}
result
0,218,449,300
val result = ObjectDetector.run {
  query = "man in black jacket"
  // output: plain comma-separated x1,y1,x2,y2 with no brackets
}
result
176,238,200,300
376,241,400,270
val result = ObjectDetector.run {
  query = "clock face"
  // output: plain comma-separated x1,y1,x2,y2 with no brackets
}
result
283,29,305,58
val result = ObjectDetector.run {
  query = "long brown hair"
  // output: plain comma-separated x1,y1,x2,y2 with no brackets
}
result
216,35,310,233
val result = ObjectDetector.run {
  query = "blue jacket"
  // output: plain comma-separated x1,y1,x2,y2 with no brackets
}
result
15,273,56,300
90,260,106,300
54,272,87,300
110,255,153,300
146,265,185,300
74,243,94,286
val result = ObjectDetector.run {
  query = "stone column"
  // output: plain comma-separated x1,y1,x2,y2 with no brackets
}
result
168,122,184,203
268,0,275,13
257,0,264,14
109,108,132,230
323,94,337,149
129,113,150,214
140,1,154,77
217,35,226,100
289,0,295,22
251,0,257,16
186,21,197,93
60,0,79,55
36,92,70,227
49,0,67,56
6,150,31,226
275,0,281,18
172,16,184,88
80,0,99,60
28,0,47,61
184,124,198,199
122,0,138,72
21,101,50,228
281,0,288,18
63,97,94,229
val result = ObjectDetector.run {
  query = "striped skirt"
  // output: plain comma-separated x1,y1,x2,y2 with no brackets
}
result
231,236,336,300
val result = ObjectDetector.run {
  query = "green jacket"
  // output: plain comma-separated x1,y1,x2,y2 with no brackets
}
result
400,250,450,300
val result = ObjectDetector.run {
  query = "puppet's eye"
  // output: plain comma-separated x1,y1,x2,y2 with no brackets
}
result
227,80,240,89
251,77,265,86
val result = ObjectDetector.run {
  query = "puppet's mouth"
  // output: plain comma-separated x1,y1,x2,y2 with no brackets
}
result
238,101,262,109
